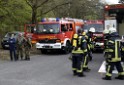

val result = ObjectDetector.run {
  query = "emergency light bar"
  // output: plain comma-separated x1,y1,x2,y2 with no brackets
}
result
41,17,83,23
41,18,60,22
64,17,83,22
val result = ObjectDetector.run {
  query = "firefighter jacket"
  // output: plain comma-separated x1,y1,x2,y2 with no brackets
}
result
120,41,124,61
104,33,121,62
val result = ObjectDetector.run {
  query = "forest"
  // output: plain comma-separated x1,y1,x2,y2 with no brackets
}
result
0,0,104,36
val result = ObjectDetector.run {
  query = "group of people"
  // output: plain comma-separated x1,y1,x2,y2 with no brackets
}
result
71,26,124,80
71,27,94,77
8,33,32,61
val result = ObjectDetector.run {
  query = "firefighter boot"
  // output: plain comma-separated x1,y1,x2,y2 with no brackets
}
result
102,76,111,80
77,73,85,77
83,68,91,72
115,75,124,80
73,71,77,76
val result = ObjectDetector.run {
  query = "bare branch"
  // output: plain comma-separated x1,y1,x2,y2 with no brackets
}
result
25,0,33,8
42,2,69,15
36,0,49,8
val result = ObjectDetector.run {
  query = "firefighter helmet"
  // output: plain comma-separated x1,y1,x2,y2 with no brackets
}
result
109,27,116,34
89,27,95,32
82,31,86,35
77,28,83,34
73,33,78,38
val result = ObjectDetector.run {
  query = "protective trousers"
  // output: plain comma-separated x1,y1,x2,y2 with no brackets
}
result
72,54,83,75
106,62,124,77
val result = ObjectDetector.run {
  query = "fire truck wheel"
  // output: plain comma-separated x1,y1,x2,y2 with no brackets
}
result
63,41,71,54
41,49,47,54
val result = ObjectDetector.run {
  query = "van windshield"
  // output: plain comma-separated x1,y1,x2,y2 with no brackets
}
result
83,24,103,32
36,24,60,34
5,33,18,38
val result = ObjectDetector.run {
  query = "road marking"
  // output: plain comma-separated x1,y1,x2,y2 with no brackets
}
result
98,61,124,74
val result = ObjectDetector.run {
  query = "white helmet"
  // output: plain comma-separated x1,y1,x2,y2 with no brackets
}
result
103,29,109,34
109,27,116,34
89,27,95,32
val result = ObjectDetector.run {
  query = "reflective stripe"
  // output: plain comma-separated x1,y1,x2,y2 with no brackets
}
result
115,41,117,61
122,48,124,51
105,49,114,52
82,39,86,42
77,70,82,72
83,49,87,53
106,65,112,77
118,72,124,76
83,56,88,68
109,40,114,44
72,48,83,54
72,68,77,71
110,58,121,62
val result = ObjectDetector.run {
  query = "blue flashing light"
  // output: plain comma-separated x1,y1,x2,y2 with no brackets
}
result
41,18,45,22
56,18,60,21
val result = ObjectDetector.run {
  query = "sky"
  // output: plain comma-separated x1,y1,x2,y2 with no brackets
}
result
105,0,119,4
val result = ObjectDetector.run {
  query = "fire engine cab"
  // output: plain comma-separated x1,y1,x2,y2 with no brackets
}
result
83,20,104,51
30,18,83,54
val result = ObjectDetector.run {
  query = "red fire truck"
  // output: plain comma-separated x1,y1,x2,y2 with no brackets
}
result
83,20,104,51
27,18,84,54
104,4,124,36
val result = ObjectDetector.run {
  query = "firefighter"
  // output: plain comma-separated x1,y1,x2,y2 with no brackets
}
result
86,27,95,61
71,28,85,77
102,27,124,80
8,34,17,61
82,31,91,72
103,25,110,71
24,35,32,60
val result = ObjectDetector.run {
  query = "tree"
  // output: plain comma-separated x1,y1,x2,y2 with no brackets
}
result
0,0,31,35
52,0,103,19
25,0,69,24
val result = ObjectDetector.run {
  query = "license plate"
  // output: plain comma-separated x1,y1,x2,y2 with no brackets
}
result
5,45,9,47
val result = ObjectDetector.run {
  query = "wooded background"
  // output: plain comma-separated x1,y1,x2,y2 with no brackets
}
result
0,0,104,36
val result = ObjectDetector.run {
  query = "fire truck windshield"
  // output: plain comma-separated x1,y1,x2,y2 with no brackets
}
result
83,24,103,32
36,24,60,34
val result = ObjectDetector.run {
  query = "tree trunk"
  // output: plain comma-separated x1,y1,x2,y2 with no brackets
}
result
32,8,37,24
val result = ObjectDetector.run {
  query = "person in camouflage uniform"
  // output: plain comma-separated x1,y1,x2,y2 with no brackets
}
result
23,35,32,60
16,33,25,60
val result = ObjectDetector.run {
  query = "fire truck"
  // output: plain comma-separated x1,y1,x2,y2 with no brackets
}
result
83,20,104,51
104,4,124,36
27,18,84,54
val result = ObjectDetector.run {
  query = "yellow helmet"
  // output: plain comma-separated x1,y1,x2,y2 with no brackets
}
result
73,34,78,38
82,32,86,35
109,27,116,34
